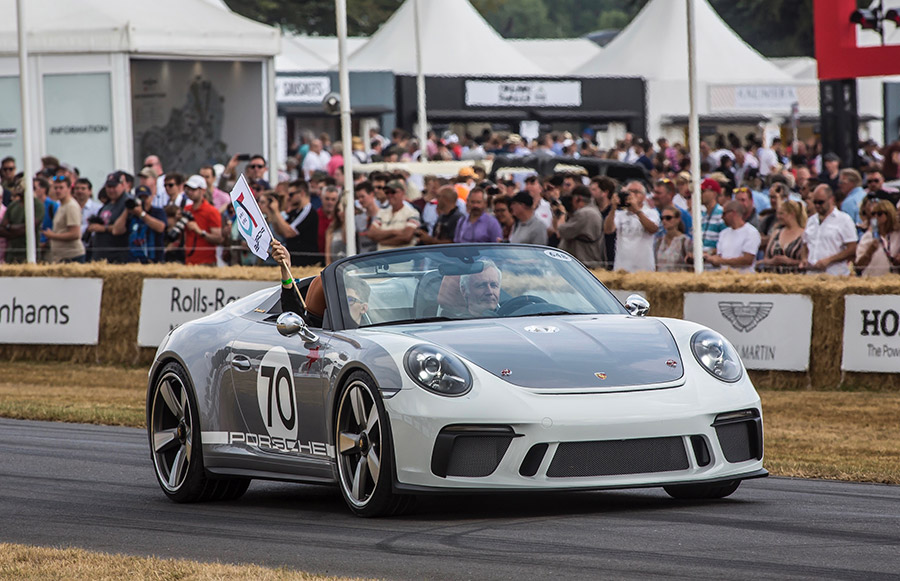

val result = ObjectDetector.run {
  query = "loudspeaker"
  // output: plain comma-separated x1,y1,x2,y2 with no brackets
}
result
819,79,859,167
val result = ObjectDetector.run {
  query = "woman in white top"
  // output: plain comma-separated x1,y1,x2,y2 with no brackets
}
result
854,199,900,276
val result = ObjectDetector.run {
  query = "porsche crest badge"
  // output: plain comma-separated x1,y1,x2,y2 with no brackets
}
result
594,372,607,380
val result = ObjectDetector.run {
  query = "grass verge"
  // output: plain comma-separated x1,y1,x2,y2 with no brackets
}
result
1,362,899,484
0,543,368,580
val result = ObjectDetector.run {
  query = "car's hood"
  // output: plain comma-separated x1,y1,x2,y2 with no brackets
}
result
386,315,684,391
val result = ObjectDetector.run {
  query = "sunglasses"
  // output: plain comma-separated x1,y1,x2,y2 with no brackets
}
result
656,178,672,184
867,179,881,184
52,175,66,182
247,164,265,169
812,200,826,205
164,182,177,187
347,296,363,306
662,215,678,221
874,211,887,217
1,166,14,172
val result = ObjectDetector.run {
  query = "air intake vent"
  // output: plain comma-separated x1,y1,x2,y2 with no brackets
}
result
431,426,516,478
713,409,763,463
547,437,689,478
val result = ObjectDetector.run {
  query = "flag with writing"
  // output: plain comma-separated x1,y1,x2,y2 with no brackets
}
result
229,174,272,261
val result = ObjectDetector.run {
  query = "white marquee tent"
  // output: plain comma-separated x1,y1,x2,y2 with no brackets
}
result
0,0,280,189
0,0,279,57
347,0,547,76
573,0,809,140
508,38,601,75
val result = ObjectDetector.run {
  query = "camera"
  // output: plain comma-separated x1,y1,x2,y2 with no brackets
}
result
87,215,104,225
236,154,251,161
124,197,138,210
618,191,631,209
166,210,195,242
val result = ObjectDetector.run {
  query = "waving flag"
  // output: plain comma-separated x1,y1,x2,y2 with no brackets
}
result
230,174,272,261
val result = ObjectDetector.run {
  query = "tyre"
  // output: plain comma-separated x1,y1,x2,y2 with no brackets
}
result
148,362,250,503
664,479,741,500
334,370,413,517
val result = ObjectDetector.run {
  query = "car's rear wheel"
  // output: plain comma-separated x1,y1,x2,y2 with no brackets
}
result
664,479,741,500
149,362,250,503
335,371,413,517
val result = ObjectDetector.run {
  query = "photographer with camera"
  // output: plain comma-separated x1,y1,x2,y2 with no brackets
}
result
604,180,660,272
555,186,605,267
126,185,167,263
179,174,222,266
265,180,319,266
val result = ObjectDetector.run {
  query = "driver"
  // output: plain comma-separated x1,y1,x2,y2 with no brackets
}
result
459,260,501,317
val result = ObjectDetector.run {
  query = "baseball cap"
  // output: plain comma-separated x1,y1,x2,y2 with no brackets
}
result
510,191,534,208
105,171,124,188
139,166,158,179
700,178,722,194
135,185,152,197
184,174,206,190
458,166,477,179
385,179,405,193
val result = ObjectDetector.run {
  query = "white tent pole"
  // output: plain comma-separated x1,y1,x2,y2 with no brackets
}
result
16,0,36,264
336,0,356,257
266,56,278,186
413,0,427,162
687,0,703,274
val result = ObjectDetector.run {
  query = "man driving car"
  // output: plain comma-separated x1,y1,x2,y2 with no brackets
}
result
459,260,502,317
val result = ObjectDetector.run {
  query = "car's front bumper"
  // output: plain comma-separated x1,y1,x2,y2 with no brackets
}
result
384,371,764,492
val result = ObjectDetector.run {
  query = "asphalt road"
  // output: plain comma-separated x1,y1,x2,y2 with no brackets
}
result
2,418,899,580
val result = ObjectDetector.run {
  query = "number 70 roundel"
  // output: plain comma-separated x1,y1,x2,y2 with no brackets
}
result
256,347,299,441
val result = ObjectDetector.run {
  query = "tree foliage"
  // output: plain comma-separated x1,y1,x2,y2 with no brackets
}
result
224,0,816,57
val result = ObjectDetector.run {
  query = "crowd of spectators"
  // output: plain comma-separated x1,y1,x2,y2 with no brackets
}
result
1,127,899,276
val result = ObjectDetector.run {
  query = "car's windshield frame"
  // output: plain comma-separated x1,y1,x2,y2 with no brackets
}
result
331,244,626,329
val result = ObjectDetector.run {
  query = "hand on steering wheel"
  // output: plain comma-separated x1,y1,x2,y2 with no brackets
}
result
497,295,548,317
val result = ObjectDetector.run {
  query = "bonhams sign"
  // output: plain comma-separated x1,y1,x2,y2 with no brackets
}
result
841,295,900,372
0,278,103,344
683,293,812,371
137,279,274,347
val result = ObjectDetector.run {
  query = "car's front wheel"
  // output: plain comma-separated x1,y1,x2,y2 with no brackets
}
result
664,479,741,500
148,362,249,503
335,371,413,517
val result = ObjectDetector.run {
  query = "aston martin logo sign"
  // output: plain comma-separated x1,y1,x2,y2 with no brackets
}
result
684,293,812,372
717,301,774,333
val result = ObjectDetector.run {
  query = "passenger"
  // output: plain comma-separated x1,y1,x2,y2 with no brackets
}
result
459,260,501,317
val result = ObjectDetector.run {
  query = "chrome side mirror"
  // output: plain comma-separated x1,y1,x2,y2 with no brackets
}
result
624,294,650,317
277,312,319,344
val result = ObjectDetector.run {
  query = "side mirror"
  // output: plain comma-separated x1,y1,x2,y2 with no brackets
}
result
277,312,319,344
624,294,650,317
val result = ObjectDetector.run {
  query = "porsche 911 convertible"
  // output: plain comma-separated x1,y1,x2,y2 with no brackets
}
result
147,243,765,516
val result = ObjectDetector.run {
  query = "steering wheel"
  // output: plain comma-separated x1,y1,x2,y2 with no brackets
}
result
497,295,548,317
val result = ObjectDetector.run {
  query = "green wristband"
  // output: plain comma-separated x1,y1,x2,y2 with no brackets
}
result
281,278,293,286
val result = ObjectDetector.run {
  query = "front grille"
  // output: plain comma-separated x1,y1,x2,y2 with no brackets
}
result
444,436,512,477
547,437,689,478
716,422,756,463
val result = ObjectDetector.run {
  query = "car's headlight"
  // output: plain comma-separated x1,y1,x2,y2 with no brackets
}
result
690,330,742,383
404,345,472,396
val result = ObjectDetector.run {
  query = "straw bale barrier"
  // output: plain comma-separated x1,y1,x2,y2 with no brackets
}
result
0,262,321,367
1,263,898,390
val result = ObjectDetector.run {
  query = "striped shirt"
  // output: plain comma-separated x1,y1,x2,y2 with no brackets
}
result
700,204,725,251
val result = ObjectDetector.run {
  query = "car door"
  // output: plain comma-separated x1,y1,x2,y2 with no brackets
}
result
228,307,334,476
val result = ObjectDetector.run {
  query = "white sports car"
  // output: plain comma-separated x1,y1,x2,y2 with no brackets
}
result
147,243,765,517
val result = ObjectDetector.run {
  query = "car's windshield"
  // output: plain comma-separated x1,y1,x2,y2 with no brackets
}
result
334,245,626,327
